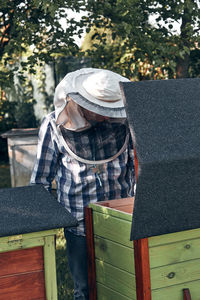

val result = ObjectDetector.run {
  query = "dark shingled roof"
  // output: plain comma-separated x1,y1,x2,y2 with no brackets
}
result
120,78,200,240
1,128,39,138
0,185,78,238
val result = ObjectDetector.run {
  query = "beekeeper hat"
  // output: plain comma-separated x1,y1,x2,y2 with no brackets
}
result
54,68,130,119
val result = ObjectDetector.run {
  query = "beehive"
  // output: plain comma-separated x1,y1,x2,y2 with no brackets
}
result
1,128,39,187
85,78,200,300
0,230,58,300
0,185,77,300
86,198,200,300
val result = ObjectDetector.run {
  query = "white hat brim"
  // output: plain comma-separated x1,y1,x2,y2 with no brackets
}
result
68,92,126,118
69,69,129,118
55,68,129,118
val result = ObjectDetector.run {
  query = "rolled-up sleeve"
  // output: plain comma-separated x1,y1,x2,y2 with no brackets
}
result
30,117,59,192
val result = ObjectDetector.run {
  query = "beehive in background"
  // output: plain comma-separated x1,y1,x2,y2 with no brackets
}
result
1,128,38,187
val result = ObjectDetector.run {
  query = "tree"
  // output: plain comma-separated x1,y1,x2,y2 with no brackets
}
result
0,0,85,88
0,0,86,162
83,0,200,79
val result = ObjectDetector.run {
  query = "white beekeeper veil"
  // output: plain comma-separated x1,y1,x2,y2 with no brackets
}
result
54,68,130,131
53,68,130,164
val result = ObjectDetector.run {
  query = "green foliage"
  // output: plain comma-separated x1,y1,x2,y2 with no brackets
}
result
0,0,87,161
0,74,38,162
13,77,39,128
0,96,16,162
0,73,38,130
189,48,200,78
54,56,91,84
0,0,86,88
82,0,200,79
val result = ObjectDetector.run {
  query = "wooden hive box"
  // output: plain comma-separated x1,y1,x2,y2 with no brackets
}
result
1,128,39,187
86,78,200,300
86,198,200,300
0,229,58,300
0,185,77,300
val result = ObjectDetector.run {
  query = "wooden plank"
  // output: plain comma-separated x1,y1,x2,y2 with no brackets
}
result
95,259,136,298
0,237,44,253
112,205,134,214
150,258,200,290
44,235,57,300
96,197,134,214
134,238,151,300
0,246,44,277
92,211,133,248
183,289,191,300
133,148,138,183
96,198,134,209
0,229,58,243
0,271,45,300
94,236,135,274
151,280,200,300
85,207,97,300
89,203,132,222
96,204,134,216
149,228,200,248
0,229,59,253
149,236,200,268
97,282,134,300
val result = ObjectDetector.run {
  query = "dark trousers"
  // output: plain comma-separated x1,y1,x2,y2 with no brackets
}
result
64,230,89,300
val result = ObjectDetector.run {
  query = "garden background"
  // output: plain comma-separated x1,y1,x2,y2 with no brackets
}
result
0,1,200,299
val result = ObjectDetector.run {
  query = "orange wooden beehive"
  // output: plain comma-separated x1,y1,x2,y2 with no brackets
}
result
0,185,77,300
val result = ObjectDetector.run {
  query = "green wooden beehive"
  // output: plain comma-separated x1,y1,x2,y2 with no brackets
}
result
86,198,200,300
85,78,200,300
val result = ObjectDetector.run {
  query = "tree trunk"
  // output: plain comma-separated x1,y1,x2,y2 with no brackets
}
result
176,0,193,79
176,55,190,78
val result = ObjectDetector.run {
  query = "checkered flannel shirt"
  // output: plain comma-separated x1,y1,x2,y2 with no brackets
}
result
30,112,135,235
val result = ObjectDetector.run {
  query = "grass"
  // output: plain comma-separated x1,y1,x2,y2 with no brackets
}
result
0,163,74,300
56,230,74,300
56,229,74,300
0,163,12,188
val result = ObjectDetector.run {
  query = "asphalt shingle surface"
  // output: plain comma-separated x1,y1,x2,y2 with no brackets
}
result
120,78,200,240
0,185,78,238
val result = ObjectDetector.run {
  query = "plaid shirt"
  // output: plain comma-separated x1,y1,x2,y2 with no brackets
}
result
30,112,135,235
